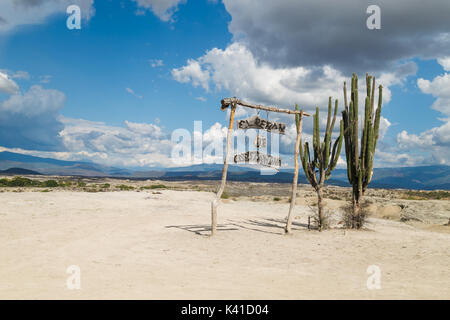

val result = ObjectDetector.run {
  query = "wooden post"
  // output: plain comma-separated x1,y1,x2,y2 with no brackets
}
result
285,111,303,234
211,103,236,236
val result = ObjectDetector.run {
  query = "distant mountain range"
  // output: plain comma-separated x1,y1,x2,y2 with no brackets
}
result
0,151,449,190
0,167,42,175
0,151,130,177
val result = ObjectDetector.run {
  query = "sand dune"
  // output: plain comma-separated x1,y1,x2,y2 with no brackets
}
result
0,189,449,299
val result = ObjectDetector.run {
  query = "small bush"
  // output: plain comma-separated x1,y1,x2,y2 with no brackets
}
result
342,201,370,229
117,184,135,191
273,197,281,201
43,180,58,188
141,184,167,190
58,180,72,187
77,181,86,188
5,177,36,187
221,192,229,199
312,211,331,231
101,183,111,189
401,190,450,200
150,184,166,189
0,177,56,187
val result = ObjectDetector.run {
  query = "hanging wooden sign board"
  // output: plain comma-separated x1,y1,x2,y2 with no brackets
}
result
211,97,310,236
233,151,281,168
254,135,267,148
237,115,286,134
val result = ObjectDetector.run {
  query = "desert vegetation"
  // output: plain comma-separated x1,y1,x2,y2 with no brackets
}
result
0,177,60,188
0,176,168,193
399,190,450,200
341,73,382,229
295,73,383,230
299,97,343,230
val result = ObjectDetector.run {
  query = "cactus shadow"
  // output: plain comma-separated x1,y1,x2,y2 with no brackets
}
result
228,217,309,235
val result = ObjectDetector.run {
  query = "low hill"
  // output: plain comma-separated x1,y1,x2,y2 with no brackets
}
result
0,151,130,177
0,167,42,175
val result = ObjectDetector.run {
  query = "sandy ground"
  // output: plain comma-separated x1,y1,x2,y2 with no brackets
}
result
0,189,449,299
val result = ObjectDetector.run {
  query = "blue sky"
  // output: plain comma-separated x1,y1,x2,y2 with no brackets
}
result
1,0,230,128
0,0,450,169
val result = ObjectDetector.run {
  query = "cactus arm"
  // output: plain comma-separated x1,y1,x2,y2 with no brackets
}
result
325,97,332,138
364,121,374,191
300,141,311,183
353,74,359,174
366,73,371,98
329,99,338,136
323,98,332,172
373,85,382,151
326,119,344,179
306,144,319,189
342,110,352,184
370,77,376,117
313,108,321,167
360,96,370,172
299,96,342,191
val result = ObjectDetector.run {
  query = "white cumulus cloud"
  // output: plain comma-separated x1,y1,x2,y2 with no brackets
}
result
0,0,95,33
0,71,19,94
132,0,186,22
395,72,450,165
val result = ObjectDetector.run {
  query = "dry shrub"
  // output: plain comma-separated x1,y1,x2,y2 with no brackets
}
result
315,212,331,231
341,201,371,229
308,207,331,231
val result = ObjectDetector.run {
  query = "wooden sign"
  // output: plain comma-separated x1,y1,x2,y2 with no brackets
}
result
233,151,281,168
237,115,286,134
254,135,267,148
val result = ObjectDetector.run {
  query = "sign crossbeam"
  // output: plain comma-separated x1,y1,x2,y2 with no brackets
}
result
221,97,311,116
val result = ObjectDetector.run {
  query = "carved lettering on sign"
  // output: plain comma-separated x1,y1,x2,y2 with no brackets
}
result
233,151,281,168
237,115,286,134
254,135,267,148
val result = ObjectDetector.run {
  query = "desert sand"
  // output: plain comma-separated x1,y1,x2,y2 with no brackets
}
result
1,185,449,299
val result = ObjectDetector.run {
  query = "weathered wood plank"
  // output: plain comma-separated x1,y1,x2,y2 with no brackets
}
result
237,115,286,135
255,135,267,148
221,97,311,116
233,151,281,168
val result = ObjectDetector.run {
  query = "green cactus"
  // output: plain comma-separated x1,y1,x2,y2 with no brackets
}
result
298,98,343,231
342,73,382,229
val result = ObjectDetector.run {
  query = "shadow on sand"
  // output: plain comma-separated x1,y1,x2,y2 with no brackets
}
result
166,217,310,236
165,224,239,236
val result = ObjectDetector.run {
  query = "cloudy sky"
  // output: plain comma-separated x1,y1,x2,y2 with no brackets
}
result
0,0,449,168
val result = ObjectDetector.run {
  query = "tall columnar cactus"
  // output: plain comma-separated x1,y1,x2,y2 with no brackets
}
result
298,97,343,231
342,73,382,228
